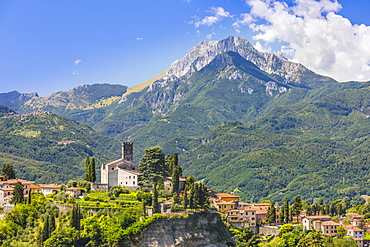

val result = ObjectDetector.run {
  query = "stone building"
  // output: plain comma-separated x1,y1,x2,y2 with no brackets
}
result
99,142,142,190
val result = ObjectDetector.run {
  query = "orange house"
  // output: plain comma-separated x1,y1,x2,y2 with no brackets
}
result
215,193,240,202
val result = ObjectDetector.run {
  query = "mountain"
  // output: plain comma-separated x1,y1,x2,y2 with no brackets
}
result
160,86,370,202
0,107,121,183
1,36,369,201
0,36,358,160
0,91,38,110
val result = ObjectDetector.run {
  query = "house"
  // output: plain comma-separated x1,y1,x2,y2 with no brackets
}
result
66,187,84,198
215,193,240,202
320,220,340,237
226,207,257,228
0,179,32,206
214,200,236,213
163,176,187,193
39,184,61,196
343,225,364,247
302,215,331,230
99,142,142,190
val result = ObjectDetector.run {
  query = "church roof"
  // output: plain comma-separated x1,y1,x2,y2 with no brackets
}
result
106,158,136,167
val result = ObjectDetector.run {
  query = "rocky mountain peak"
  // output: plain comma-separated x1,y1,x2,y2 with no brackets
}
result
152,36,333,90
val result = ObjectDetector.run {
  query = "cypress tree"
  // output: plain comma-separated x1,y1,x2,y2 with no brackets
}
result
85,156,90,181
90,157,96,183
71,204,81,230
152,183,159,213
43,215,50,241
284,197,290,223
49,214,56,234
171,165,180,194
12,181,24,205
27,191,32,205
182,185,188,211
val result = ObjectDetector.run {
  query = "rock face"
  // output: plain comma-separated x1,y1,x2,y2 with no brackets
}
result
122,212,234,247
156,36,322,87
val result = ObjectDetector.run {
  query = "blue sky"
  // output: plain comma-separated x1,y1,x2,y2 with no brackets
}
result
1,0,370,96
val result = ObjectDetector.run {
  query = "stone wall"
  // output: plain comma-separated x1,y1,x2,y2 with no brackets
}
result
121,212,235,247
258,226,279,237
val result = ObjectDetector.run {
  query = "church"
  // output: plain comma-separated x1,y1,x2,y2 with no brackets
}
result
97,142,142,190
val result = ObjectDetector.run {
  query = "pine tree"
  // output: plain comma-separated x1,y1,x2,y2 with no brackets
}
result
85,156,91,181
90,157,96,183
139,146,167,183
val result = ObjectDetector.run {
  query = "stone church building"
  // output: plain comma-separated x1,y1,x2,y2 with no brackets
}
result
93,142,142,191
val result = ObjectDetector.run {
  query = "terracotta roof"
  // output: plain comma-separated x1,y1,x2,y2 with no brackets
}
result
39,184,61,189
305,215,331,220
216,193,240,198
30,184,40,189
321,220,340,226
0,179,31,185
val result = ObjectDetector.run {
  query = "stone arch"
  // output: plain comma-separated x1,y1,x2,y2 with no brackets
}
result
226,242,235,247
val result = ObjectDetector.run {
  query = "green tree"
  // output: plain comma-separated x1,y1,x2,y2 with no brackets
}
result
152,183,159,213
44,227,78,247
85,156,90,181
139,146,167,183
267,201,276,224
292,195,303,221
71,204,81,230
90,157,96,183
2,164,16,180
284,197,290,223
42,214,51,241
337,226,347,239
12,181,24,205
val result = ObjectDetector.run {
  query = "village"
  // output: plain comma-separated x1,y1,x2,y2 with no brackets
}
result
0,142,369,247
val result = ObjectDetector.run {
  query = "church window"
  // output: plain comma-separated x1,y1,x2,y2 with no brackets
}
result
133,181,135,185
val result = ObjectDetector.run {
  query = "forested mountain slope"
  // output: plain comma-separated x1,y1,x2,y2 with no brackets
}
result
161,86,370,203
0,106,121,183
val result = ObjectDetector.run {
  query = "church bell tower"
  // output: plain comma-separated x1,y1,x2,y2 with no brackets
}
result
122,142,133,162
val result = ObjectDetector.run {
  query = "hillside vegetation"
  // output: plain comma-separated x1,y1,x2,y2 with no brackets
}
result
0,108,121,183
161,86,370,202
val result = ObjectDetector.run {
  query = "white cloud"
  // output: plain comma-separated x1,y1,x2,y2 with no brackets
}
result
193,7,231,28
136,37,143,40
207,32,216,39
243,0,370,82
74,59,82,66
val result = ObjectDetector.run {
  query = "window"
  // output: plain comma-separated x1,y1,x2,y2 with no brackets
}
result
129,176,131,179
133,181,135,185
126,182,128,184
